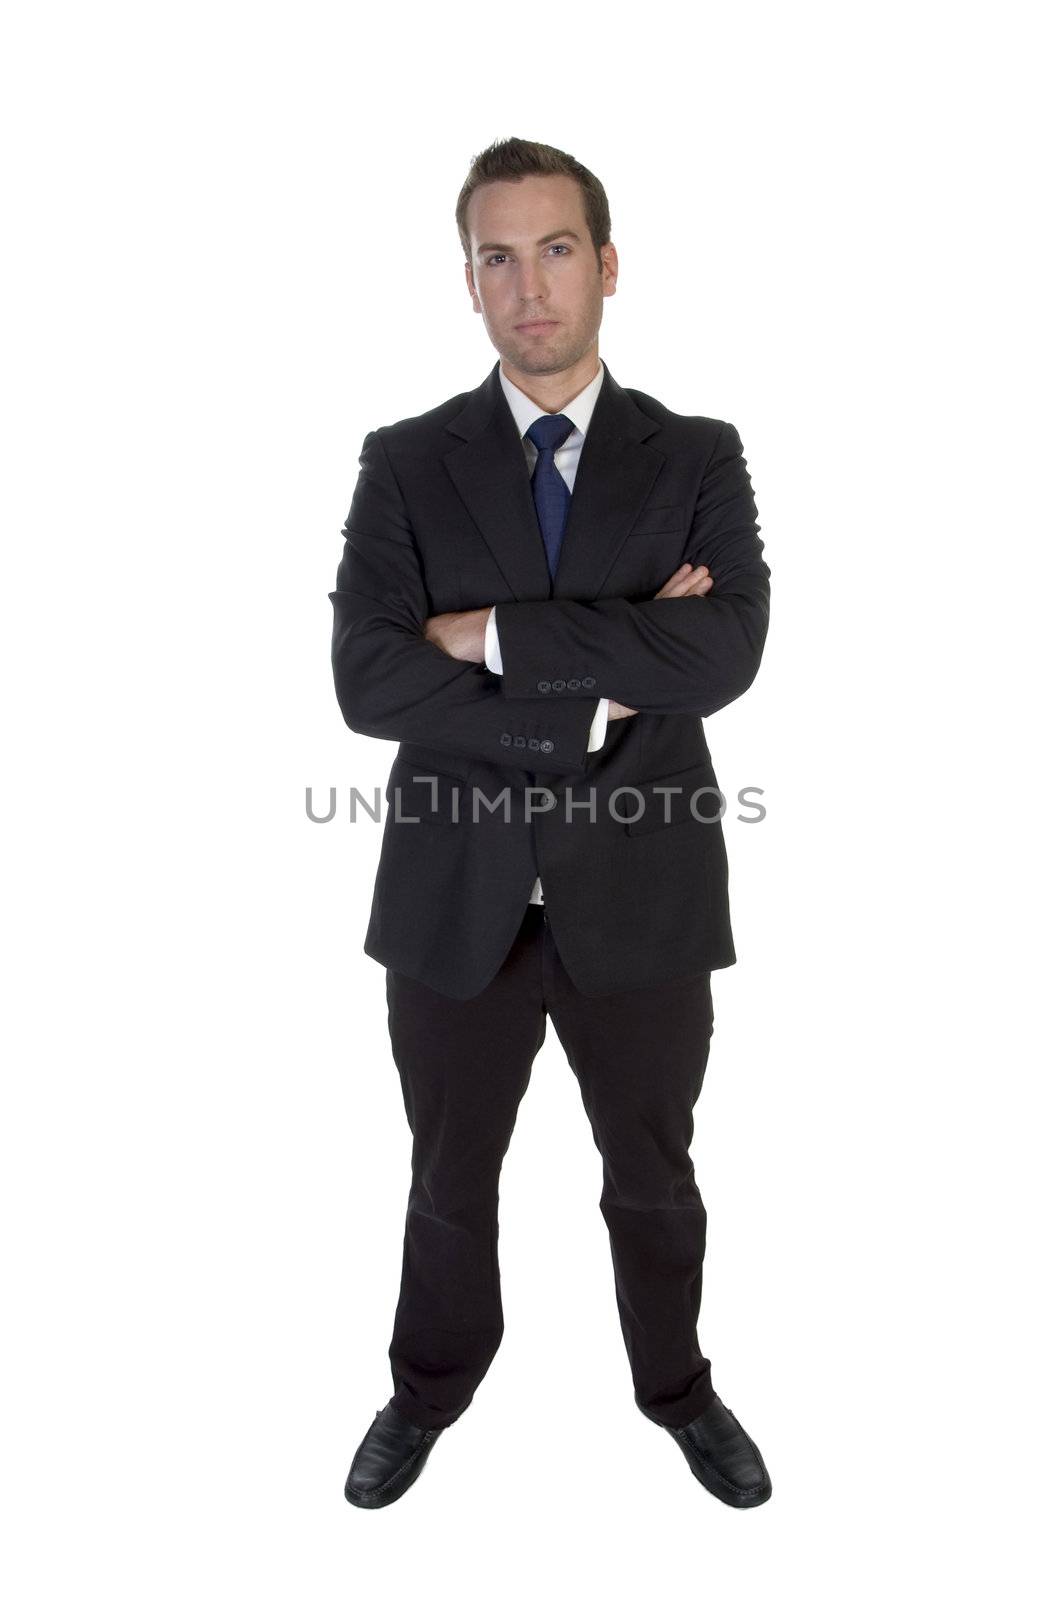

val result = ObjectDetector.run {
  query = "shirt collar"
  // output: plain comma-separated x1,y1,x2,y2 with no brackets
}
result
498,357,605,444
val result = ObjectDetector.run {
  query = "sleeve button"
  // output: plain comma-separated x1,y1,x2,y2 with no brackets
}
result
540,738,554,754
500,732,512,746
582,675,596,688
513,735,526,748
537,680,552,693
567,678,581,690
552,678,566,691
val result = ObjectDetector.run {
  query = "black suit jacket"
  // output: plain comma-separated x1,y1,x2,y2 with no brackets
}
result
329,358,770,999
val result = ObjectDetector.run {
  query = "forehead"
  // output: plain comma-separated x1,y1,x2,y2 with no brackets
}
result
467,173,585,245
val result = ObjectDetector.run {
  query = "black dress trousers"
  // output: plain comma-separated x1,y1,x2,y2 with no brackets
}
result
382,902,717,1431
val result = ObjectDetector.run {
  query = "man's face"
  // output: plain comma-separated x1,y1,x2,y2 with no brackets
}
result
464,174,617,377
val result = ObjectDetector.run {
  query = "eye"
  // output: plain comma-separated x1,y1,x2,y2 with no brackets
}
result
484,244,571,267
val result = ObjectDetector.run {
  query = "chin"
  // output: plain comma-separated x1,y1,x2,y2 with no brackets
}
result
503,341,573,374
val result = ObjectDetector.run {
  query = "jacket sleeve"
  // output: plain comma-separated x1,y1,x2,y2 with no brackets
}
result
328,428,600,773
485,604,611,751
491,421,770,717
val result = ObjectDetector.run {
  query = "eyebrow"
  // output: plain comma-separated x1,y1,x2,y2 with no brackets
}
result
475,229,581,257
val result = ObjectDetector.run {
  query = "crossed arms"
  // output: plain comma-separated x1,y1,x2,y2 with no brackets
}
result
328,420,770,775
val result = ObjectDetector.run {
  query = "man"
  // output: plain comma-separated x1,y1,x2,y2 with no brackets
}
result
330,137,772,1509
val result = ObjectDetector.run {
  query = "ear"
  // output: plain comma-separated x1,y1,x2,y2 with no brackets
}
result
601,241,619,295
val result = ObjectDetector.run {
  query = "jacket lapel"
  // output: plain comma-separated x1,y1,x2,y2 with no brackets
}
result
442,358,666,603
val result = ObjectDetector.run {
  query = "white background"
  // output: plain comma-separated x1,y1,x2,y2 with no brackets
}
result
3,1,1061,1594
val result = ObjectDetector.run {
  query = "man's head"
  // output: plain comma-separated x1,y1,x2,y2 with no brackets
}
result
456,137,618,384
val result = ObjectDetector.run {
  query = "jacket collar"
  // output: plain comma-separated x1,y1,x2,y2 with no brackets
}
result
443,357,665,603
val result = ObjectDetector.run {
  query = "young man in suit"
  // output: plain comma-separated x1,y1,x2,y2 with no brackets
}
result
331,137,772,1509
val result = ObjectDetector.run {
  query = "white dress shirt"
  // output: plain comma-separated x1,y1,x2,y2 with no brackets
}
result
483,359,612,905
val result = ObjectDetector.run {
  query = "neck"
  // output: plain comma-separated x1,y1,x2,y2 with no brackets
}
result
500,348,600,414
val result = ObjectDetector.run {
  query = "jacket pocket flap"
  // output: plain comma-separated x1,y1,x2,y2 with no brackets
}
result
630,503,686,536
617,762,722,835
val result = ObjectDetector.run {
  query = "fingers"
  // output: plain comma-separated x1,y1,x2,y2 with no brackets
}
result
663,562,711,595
654,562,713,598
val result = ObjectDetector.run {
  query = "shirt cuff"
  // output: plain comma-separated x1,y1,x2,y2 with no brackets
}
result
483,605,503,674
587,696,609,752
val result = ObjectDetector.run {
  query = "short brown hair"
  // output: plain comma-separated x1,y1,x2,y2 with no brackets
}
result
455,136,612,265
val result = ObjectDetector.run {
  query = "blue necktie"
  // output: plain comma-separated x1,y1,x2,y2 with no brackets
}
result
525,413,576,583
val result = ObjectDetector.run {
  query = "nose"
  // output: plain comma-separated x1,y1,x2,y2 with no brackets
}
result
516,260,549,300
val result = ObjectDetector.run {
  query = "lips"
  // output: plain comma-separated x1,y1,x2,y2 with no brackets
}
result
516,320,557,331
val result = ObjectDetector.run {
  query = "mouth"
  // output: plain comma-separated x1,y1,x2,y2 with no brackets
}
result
515,320,559,333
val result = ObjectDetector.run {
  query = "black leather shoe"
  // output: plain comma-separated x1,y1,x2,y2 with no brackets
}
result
646,1392,772,1507
343,1400,443,1509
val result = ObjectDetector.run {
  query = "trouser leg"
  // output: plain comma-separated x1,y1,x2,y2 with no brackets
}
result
544,918,717,1429
384,906,547,1429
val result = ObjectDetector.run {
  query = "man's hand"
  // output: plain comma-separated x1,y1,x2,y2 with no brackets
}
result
608,562,714,718
423,606,491,664
655,561,713,601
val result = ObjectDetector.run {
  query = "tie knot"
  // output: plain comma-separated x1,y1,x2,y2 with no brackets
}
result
526,413,575,455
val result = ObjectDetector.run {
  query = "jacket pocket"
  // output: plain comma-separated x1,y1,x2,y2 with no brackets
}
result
617,761,723,836
629,503,686,536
